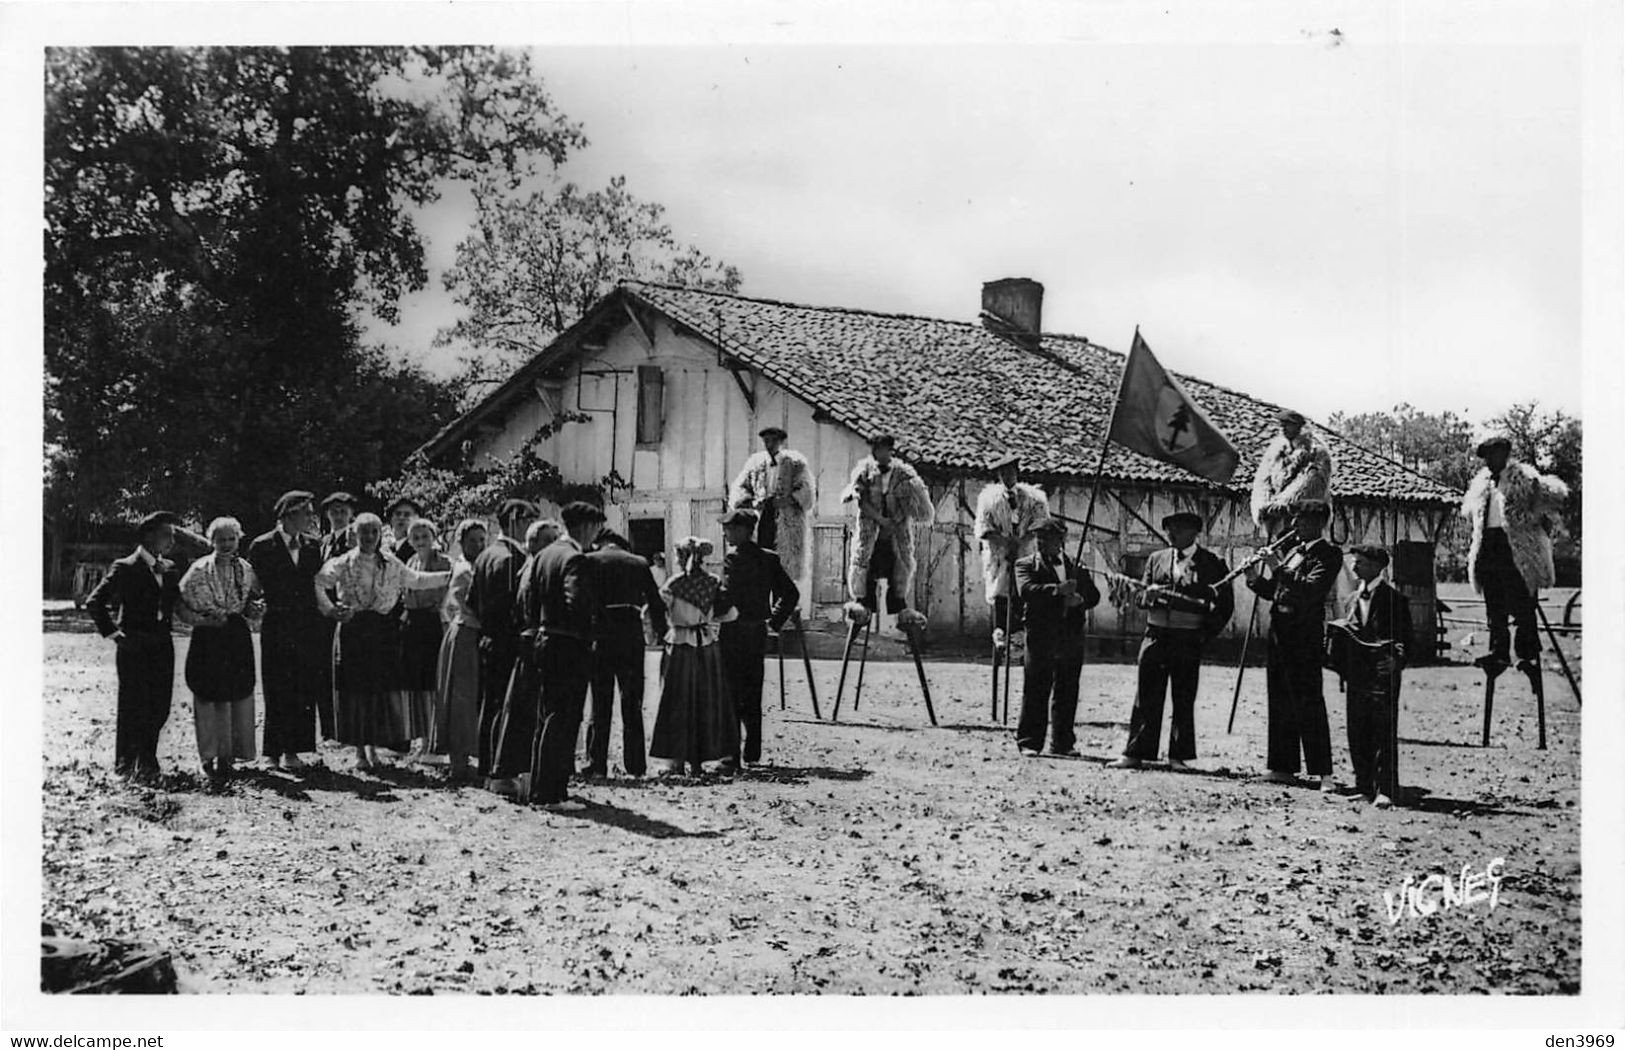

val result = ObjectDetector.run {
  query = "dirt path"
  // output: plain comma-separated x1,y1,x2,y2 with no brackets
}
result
40,621,1580,994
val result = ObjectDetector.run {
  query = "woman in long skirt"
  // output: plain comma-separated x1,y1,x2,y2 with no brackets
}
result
433,518,487,781
649,537,740,775
315,513,452,770
397,518,451,756
177,517,265,779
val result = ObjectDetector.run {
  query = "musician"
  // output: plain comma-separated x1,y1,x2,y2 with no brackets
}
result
1250,410,1334,537
1109,511,1235,772
1246,498,1341,792
1460,434,1568,677
1332,544,1412,809
729,426,815,584
1013,520,1101,757
841,434,935,627
974,452,1052,650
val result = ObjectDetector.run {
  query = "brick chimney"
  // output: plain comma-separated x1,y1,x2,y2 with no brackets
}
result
980,278,1044,349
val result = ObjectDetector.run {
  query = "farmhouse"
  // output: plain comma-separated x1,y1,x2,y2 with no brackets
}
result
417,279,1461,655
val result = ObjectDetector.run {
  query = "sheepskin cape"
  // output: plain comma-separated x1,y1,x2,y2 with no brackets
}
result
973,481,1052,601
1461,459,1568,593
729,448,815,581
840,457,936,603
1250,431,1334,526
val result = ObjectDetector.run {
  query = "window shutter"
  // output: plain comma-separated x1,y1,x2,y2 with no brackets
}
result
636,366,664,445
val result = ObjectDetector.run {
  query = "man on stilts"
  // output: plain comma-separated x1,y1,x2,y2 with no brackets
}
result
730,425,814,587
1250,409,1333,538
974,452,1051,652
841,434,935,633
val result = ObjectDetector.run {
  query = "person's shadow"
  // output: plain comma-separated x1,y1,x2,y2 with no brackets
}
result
553,799,729,840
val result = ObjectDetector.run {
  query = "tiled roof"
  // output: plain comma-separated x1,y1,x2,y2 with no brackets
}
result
617,281,1461,506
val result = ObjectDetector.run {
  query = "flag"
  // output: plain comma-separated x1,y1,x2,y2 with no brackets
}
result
1105,331,1240,483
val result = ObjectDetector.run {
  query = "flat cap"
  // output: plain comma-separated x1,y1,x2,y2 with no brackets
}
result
320,491,357,510
1475,433,1513,457
1161,511,1204,531
868,433,897,449
758,426,788,440
136,510,181,536
989,452,1021,472
1347,543,1391,566
560,500,606,527
1289,498,1332,518
718,507,759,527
384,495,424,518
1033,518,1067,536
274,490,316,518
497,498,541,520
1277,409,1307,427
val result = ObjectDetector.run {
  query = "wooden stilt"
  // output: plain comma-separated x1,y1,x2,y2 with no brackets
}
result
777,623,787,711
1001,570,1016,725
853,621,873,711
905,624,937,727
990,634,1001,721
1227,596,1258,734
793,612,822,720
832,619,862,723
1523,663,1547,750
1481,671,1497,747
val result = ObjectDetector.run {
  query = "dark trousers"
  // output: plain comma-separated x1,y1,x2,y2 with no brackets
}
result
1016,637,1082,753
476,642,517,776
755,501,779,553
529,635,593,804
992,595,1025,638
587,622,648,775
1477,528,1540,662
317,620,337,740
489,647,539,780
260,611,322,757
861,537,907,613
1266,621,1333,776
1125,627,1205,761
114,632,174,775
721,620,768,763
1346,667,1401,798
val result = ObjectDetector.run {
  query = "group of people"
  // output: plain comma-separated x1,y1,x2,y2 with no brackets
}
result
980,409,1567,812
84,409,1567,814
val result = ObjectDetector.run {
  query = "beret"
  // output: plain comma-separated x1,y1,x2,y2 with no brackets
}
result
384,495,424,517
136,511,181,535
559,501,605,526
1033,519,1067,536
274,490,317,518
1161,511,1203,530
718,507,759,527
758,426,788,440
989,452,1021,472
320,491,357,510
1289,498,1331,518
869,433,897,449
1277,409,1307,426
1347,543,1391,566
497,498,541,520
1475,433,1513,457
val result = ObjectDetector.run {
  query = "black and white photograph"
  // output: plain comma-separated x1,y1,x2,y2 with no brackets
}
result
4,0,1622,1038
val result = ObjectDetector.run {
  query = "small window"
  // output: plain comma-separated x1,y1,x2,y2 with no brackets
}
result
636,366,663,446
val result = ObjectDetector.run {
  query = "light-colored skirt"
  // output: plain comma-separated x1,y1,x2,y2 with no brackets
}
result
193,694,256,762
432,621,481,758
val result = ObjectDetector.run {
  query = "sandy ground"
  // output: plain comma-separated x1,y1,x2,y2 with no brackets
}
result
40,607,1580,995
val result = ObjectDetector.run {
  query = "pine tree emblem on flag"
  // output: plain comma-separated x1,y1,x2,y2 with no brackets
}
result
1105,331,1240,484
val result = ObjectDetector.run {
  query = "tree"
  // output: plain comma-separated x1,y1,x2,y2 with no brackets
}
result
44,46,586,530
1324,403,1479,492
438,174,742,383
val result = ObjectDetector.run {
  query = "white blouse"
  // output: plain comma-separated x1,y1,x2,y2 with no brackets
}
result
314,548,451,616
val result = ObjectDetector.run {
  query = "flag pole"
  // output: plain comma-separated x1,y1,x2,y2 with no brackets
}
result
1073,327,1136,564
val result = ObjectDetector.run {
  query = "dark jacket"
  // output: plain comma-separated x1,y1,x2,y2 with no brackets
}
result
319,528,354,564
524,537,597,642
1140,545,1236,638
1015,551,1101,651
587,545,668,639
85,549,181,638
1338,579,1413,684
1247,536,1342,629
467,536,527,649
245,529,325,618
718,540,799,630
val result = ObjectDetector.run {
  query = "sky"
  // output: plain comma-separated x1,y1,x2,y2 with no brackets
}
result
368,11,1586,427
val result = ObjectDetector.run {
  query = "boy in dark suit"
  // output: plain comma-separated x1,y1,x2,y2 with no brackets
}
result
1013,519,1101,757
525,501,604,808
582,531,667,779
85,512,183,781
246,490,327,770
1335,544,1412,808
1110,511,1235,771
